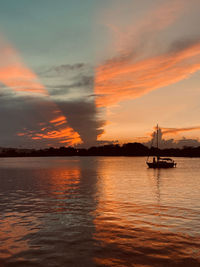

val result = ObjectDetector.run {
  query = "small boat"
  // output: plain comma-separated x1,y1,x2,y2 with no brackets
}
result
146,125,176,168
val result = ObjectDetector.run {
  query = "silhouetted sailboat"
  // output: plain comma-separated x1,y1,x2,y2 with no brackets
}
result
146,125,176,168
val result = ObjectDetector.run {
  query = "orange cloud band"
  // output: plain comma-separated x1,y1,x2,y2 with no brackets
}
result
95,41,200,107
95,0,198,107
162,126,200,135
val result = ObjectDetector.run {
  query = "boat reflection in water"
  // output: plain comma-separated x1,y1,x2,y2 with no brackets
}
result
146,125,177,168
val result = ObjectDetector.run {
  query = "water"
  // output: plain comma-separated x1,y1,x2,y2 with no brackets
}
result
0,157,200,266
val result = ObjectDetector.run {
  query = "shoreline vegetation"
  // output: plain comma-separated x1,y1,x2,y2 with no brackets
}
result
1,143,200,157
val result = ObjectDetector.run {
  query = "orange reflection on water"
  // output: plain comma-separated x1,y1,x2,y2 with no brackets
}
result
0,212,39,259
46,166,81,213
49,167,80,192
92,158,200,266
46,165,80,192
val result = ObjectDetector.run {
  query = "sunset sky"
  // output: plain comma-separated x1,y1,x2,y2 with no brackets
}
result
1,0,200,148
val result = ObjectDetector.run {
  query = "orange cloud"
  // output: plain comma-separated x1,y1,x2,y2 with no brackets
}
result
19,127,80,145
162,126,200,135
0,40,47,95
95,41,200,107
18,115,81,145
50,115,66,125
95,0,199,107
0,36,82,146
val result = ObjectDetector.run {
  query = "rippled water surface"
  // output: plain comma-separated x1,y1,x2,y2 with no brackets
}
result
0,157,200,266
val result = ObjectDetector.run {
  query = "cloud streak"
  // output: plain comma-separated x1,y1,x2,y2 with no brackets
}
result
95,0,200,107
0,40,47,95
95,41,200,107
162,126,200,135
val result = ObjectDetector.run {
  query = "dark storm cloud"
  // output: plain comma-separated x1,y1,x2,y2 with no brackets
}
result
0,94,42,147
0,92,75,148
55,99,104,147
0,92,106,148
0,62,105,148
41,62,105,147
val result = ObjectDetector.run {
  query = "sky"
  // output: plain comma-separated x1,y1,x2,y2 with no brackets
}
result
1,0,200,148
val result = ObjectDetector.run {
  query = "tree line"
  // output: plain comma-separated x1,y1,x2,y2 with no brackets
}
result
1,143,200,157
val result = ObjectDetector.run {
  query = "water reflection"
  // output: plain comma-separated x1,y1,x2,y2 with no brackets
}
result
147,169,161,205
0,212,39,260
154,169,161,204
93,157,200,266
0,158,99,266
0,157,200,266
45,167,81,213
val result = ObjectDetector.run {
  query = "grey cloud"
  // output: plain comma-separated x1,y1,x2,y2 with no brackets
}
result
41,62,94,101
0,93,70,148
51,63,86,73
0,95,42,147
73,74,94,88
48,75,94,96
0,91,16,99
42,63,105,147
39,63,91,78
55,99,105,147
169,37,200,53
95,140,119,146
144,128,200,149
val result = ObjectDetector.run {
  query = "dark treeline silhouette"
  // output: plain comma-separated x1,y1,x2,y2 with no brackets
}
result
1,143,200,157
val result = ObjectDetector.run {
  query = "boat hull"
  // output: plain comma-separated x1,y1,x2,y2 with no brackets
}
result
147,162,176,168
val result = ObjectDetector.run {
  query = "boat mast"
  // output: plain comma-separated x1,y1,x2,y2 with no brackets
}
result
156,124,159,160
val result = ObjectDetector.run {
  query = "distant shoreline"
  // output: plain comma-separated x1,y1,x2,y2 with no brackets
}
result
1,143,200,157
0,155,200,158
